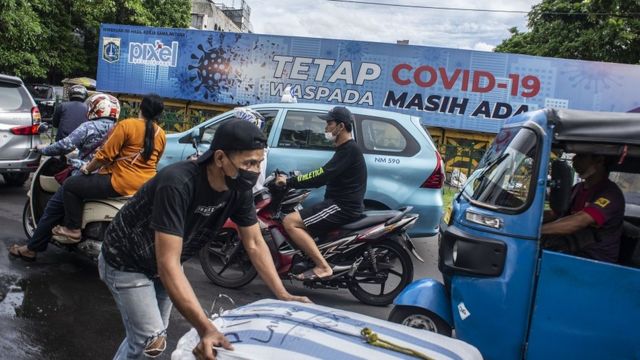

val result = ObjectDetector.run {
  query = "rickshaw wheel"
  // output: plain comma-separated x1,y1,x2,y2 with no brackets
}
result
388,305,452,337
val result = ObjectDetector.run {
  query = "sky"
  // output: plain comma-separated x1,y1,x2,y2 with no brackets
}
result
242,0,541,51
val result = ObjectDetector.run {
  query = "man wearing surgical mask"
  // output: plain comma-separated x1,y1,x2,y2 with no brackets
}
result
99,119,310,360
542,153,625,263
276,106,367,281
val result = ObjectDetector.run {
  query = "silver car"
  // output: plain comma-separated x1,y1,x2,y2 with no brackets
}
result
0,74,41,186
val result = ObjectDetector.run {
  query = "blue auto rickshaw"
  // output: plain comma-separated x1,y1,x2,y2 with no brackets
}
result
389,109,640,359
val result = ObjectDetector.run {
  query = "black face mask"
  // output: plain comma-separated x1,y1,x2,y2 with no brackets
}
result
223,154,260,192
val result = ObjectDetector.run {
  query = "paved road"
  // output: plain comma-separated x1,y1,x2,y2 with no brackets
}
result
0,176,441,359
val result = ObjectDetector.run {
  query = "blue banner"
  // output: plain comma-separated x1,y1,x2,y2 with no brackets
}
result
97,24,640,133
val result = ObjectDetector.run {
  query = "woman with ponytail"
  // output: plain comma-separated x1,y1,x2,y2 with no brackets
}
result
53,94,167,242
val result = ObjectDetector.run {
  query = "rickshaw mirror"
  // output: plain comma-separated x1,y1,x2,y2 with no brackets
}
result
549,160,573,216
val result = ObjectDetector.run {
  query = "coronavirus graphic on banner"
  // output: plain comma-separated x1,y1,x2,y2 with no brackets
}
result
189,41,232,101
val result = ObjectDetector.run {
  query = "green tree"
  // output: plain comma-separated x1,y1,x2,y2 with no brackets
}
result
495,0,640,64
0,0,191,81
0,0,46,78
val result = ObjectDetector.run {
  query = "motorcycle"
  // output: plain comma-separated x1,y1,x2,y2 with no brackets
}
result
21,123,128,263
199,172,422,306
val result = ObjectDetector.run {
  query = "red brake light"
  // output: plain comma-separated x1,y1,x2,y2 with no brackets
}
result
11,124,40,135
31,106,41,123
421,151,445,189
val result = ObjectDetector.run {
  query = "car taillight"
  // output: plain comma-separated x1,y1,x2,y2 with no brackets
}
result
31,106,41,123
11,124,40,135
421,151,445,189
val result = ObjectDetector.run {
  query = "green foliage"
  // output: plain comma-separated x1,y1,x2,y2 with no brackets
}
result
0,0,191,81
0,0,45,78
442,185,458,210
495,0,640,64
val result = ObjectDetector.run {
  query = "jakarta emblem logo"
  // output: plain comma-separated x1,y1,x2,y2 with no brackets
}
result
102,37,121,63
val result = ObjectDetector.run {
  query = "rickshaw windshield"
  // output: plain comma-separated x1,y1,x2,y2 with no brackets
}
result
462,127,538,212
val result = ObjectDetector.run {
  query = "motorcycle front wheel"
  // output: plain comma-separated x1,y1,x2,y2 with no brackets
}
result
348,240,414,306
199,229,258,289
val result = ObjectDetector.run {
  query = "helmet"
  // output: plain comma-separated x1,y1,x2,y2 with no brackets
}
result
69,85,88,101
86,93,121,121
234,107,265,129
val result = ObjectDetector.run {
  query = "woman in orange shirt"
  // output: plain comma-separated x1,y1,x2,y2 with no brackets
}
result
53,94,167,241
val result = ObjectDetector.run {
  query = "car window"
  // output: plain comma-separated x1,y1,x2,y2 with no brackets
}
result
361,119,407,152
354,114,419,157
259,110,277,139
0,82,32,112
201,116,231,144
200,109,278,145
27,85,51,99
277,110,333,150
53,87,64,99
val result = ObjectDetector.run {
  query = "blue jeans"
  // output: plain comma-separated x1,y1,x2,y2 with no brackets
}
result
27,186,65,252
98,253,173,359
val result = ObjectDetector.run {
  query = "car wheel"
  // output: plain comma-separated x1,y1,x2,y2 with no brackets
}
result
22,201,35,239
388,305,453,336
3,173,30,187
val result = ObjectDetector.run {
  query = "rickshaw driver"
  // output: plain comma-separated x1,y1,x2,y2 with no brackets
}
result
541,153,625,263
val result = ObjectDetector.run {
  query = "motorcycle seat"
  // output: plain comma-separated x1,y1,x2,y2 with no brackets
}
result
39,175,61,193
341,210,402,231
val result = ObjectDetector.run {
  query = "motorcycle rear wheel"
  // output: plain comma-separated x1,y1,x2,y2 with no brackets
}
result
348,240,414,306
199,229,258,289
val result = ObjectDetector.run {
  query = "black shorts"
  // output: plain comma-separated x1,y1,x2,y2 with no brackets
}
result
299,199,360,237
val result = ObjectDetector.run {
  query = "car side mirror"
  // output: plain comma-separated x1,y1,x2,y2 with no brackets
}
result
179,128,202,144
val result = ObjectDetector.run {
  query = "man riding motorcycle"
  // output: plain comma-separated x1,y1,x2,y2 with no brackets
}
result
277,106,367,280
8,93,119,261
52,85,89,141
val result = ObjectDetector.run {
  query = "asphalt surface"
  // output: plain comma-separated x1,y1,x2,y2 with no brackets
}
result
0,175,441,360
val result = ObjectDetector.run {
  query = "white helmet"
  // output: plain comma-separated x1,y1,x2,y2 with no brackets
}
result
86,93,121,120
234,107,265,129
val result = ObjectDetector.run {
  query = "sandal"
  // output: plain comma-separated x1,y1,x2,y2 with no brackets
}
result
52,225,81,243
8,244,36,262
294,268,332,281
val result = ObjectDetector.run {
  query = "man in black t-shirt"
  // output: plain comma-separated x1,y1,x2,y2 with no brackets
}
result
276,106,367,281
99,119,310,360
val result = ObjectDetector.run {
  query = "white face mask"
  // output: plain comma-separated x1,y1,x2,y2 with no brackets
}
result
324,131,336,141
324,124,341,142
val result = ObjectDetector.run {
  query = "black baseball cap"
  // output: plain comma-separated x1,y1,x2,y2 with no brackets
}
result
318,106,354,126
197,118,267,164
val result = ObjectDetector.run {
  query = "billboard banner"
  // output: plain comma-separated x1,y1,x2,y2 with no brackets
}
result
97,24,640,133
